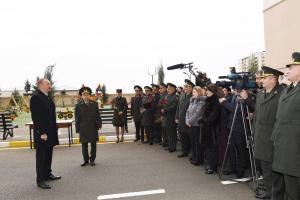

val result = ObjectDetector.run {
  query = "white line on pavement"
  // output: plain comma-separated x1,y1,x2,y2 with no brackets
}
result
97,189,166,200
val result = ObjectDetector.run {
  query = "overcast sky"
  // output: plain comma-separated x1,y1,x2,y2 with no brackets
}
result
0,0,265,93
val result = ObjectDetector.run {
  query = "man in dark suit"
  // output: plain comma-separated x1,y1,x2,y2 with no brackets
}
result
141,86,155,145
75,87,102,167
272,52,300,200
252,66,284,199
30,78,61,189
176,79,194,158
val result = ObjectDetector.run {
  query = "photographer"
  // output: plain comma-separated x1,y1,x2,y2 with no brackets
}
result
219,88,255,178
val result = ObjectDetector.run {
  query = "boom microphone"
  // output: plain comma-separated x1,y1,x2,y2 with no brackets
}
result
167,64,185,70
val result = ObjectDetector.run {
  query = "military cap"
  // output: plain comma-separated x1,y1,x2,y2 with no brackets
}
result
184,79,195,87
167,82,177,89
286,52,300,67
261,66,284,78
79,87,92,96
134,85,142,91
116,89,122,93
159,83,167,88
144,86,152,91
151,84,159,89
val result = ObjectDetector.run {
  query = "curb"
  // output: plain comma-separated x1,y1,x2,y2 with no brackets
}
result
0,134,136,148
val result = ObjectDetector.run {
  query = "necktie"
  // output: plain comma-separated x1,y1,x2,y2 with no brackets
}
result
287,84,294,93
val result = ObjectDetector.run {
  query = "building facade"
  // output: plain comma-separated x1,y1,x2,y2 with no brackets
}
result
238,51,266,72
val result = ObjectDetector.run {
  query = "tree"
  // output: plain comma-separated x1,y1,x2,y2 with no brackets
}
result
24,80,31,94
100,84,108,104
248,54,259,74
12,88,21,104
157,64,165,84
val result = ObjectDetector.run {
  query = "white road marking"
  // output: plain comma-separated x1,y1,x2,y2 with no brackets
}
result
97,189,166,200
221,180,238,185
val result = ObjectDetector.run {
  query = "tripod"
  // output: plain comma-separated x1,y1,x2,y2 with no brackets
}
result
219,97,259,191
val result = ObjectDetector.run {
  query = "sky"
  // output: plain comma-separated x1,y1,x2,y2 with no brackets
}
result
0,0,265,93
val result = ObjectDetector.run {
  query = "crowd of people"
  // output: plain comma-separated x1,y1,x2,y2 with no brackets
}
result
30,52,300,200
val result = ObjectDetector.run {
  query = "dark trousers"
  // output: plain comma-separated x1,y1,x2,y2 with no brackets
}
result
228,131,248,174
36,146,53,183
82,142,96,162
134,121,144,141
167,126,177,151
179,130,191,155
154,122,162,143
259,160,272,196
271,171,285,200
284,174,300,200
162,127,168,146
188,126,204,164
145,126,154,144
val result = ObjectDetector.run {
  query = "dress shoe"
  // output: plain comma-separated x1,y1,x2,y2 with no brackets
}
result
169,149,176,153
45,174,61,181
236,171,245,178
90,161,95,166
134,139,140,142
203,165,209,170
120,137,124,142
205,168,215,174
255,189,270,199
37,181,51,189
81,161,89,167
149,142,153,145
190,160,200,166
177,154,188,158
223,170,236,175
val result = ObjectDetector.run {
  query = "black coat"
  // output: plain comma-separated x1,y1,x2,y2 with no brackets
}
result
131,95,143,123
141,94,155,126
112,96,128,126
30,90,59,148
75,100,102,143
200,95,221,146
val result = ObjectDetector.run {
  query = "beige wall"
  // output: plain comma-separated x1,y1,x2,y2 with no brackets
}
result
264,0,300,71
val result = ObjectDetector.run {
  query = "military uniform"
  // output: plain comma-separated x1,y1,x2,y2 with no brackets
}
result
272,52,300,200
162,83,178,152
157,83,168,146
131,85,144,141
252,66,284,199
141,86,155,144
75,87,102,166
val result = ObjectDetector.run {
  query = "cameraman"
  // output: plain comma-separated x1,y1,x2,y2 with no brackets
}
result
219,88,255,178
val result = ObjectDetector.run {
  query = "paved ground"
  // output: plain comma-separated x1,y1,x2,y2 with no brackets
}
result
0,142,256,200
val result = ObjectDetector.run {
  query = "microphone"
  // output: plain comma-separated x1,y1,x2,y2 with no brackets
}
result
167,64,185,70
218,76,228,79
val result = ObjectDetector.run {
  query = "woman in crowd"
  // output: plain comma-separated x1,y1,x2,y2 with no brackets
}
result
200,84,221,174
186,86,207,165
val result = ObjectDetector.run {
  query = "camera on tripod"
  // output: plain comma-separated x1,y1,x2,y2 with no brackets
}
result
216,67,257,90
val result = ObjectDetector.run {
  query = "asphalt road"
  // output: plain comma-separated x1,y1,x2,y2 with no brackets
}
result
0,142,256,200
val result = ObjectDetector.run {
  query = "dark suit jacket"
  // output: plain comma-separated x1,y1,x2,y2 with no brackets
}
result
30,90,59,148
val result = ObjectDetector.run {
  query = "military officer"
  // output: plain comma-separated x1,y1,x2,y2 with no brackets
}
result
151,84,161,144
162,83,178,152
176,79,194,158
156,83,168,146
131,85,144,142
252,66,284,199
140,86,155,144
75,87,102,166
272,52,300,200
